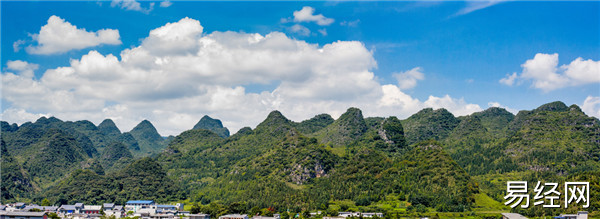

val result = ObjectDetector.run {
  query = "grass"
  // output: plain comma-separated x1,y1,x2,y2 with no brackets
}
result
472,193,510,212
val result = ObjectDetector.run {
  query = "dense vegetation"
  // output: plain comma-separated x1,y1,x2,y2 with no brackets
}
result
1,101,598,218
193,115,231,138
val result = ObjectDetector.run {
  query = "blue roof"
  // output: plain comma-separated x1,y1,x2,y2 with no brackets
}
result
126,200,155,204
156,205,176,208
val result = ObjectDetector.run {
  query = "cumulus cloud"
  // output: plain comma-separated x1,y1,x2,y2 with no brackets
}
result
0,109,50,125
111,0,154,13
160,0,172,8
2,17,481,136
293,6,334,26
500,53,600,92
25,15,121,55
582,96,600,118
393,67,425,90
6,60,38,78
499,72,517,86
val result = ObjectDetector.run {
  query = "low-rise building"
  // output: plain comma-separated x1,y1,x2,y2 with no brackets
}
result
0,211,47,219
556,211,588,219
219,214,248,219
188,214,210,219
125,200,155,212
251,216,277,219
82,205,101,214
105,205,124,218
501,213,528,219
58,205,78,214
360,213,383,218
103,203,115,211
21,205,58,212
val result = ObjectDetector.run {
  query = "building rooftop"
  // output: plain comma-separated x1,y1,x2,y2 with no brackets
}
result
501,213,528,219
60,205,77,210
84,205,102,210
126,200,155,205
156,205,177,208
0,212,47,217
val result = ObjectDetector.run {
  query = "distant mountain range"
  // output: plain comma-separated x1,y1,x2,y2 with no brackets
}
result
1,101,598,217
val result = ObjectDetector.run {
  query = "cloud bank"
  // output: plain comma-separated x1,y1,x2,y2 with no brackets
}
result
3,17,482,136
500,53,600,92
26,15,121,55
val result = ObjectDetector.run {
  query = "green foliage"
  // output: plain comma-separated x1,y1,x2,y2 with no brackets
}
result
402,108,459,145
127,120,167,157
296,114,335,134
48,213,60,219
1,137,34,202
98,119,122,138
312,108,367,153
3,101,599,218
193,115,230,138
41,198,51,206
381,116,406,152
41,158,180,205
100,142,134,171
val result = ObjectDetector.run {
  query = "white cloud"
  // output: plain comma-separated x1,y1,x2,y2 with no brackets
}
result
500,53,600,92
6,60,39,79
499,72,517,86
393,67,425,90
26,15,121,55
289,24,311,36
487,102,518,114
0,108,50,125
423,95,482,116
2,17,481,136
454,1,504,17
111,0,154,13
582,96,600,118
13,40,25,52
160,0,172,8
293,6,334,26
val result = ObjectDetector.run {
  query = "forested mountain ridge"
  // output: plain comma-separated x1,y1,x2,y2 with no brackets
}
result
1,101,598,217
193,115,230,138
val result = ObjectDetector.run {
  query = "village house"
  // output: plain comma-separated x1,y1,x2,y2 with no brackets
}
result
556,211,588,219
58,205,78,215
188,214,210,219
125,200,155,212
218,214,248,219
22,205,58,212
82,205,101,214
0,212,48,219
103,204,124,218
501,213,528,219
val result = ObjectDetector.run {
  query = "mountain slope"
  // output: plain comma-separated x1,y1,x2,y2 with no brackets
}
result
402,108,459,145
193,115,230,138
313,108,368,148
127,120,167,157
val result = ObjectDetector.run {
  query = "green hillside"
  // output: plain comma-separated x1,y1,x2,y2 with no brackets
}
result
193,115,230,138
126,120,168,157
1,101,599,217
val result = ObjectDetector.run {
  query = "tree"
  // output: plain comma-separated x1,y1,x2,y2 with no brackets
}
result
48,213,60,219
250,206,261,216
41,198,51,206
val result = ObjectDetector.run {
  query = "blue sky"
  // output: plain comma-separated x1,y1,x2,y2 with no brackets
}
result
1,1,599,135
